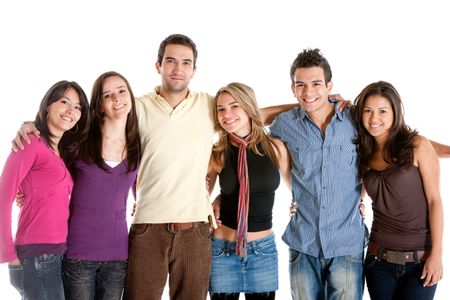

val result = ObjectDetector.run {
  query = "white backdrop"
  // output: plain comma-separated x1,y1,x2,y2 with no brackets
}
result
0,1,449,299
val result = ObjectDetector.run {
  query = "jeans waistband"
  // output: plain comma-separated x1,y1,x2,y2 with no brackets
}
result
368,242,430,265
212,233,275,251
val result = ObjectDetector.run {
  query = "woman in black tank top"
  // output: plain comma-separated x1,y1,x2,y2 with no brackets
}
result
353,81,444,300
206,82,291,300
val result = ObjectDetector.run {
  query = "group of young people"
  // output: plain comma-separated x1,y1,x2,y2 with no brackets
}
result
0,33,448,300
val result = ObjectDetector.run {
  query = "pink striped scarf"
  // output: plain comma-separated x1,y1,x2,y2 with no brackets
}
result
229,132,252,256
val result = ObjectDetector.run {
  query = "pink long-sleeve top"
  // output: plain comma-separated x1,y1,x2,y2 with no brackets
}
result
0,135,73,263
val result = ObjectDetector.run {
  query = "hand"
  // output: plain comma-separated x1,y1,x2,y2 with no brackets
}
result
12,122,40,152
359,199,365,218
289,199,297,217
328,94,352,112
15,193,25,208
131,203,136,217
8,258,21,266
212,195,222,227
421,253,443,286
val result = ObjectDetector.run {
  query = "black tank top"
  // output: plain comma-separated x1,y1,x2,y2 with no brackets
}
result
363,164,431,250
219,144,280,232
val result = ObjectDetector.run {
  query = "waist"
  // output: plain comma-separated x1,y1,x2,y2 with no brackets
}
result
152,222,206,233
368,242,430,265
213,224,272,242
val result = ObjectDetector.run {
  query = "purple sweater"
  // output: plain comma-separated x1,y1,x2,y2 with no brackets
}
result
65,159,137,261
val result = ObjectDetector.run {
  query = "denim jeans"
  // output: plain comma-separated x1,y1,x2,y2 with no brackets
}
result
209,234,278,294
365,254,437,300
289,249,363,300
62,258,127,300
16,254,65,300
9,264,24,298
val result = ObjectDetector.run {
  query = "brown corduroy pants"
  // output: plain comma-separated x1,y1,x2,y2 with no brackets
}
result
124,222,212,300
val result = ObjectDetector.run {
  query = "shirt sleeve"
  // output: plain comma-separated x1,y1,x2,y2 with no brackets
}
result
269,115,284,139
0,142,38,263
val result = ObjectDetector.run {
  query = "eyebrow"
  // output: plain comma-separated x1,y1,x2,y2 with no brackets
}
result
102,85,127,95
165,56,193,63
294,80,323,84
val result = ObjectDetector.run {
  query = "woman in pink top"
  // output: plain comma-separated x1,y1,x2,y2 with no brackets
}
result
0,80,90,300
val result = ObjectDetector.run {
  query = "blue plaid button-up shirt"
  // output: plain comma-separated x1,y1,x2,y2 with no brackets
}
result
270,105,365,258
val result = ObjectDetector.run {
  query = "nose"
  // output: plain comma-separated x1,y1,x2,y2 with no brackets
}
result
111,93,120,102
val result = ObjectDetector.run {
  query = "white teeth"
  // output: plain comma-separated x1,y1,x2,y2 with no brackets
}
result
304,98,317,103
61,116,73,122
114,104,126,110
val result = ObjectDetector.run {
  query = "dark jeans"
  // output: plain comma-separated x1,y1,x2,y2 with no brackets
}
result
365,254,437,300
62,258,127,300
10,254,65,300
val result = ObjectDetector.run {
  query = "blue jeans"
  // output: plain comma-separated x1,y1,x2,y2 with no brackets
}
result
365,254,437,300
209,234,278,294
289,249,363,300
13,254,65,300
9,264,24,298
62,258,127,300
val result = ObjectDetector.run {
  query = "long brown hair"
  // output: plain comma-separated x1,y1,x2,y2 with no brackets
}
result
212,82,279,169
80,71,141,173
352,81,417,177
35,80,90,174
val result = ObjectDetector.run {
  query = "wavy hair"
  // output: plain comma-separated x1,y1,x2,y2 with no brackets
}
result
212,82,279,169
352,81,418,177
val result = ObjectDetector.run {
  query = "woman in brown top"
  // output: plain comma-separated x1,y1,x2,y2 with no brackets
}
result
353,81,443,300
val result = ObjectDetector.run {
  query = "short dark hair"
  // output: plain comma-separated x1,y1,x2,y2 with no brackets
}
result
157,34,198,68
290,48,332,85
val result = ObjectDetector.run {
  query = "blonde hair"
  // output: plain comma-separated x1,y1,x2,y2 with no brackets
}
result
212,82,279,169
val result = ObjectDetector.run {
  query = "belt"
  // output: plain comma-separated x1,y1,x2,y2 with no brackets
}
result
368,242,430,265
154,222,205,233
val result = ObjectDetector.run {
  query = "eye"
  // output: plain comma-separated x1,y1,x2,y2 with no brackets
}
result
103,94,111,100
380,109,388,114
75,105,82,111
217,107,224,112
119,89,127,94
295,83,304,88
362,108,371,113
231,104,239,109
313,82,321,87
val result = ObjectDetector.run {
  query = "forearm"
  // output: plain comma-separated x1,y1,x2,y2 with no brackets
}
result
261,103,298,126
428,200,444,255
430,140,450,158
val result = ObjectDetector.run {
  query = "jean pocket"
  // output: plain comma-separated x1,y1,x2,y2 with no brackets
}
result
255,239,278,256
34,254,62,271
364,254,378,269
211,239,225,257
195,223,212,241
130,223,150,236
8,264,24,295
289,248,301,263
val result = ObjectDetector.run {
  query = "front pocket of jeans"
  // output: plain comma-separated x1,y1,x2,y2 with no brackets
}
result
130,223,150,236
364,254,378,269
255,241,278,256
211,240,225,257
35,254,61,271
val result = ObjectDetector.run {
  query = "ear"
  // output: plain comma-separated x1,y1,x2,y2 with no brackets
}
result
291,84,296,97
326,80,333,92
155,62,161,74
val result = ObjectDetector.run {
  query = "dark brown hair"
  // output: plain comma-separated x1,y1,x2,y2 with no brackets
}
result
352,81,418,177
80,71,140,173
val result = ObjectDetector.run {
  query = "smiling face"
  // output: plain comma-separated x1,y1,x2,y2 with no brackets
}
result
216,92,251,137
362,94,394,144
156,44,196,95
101,76,132,120
46,87,82,137
292,66,333,116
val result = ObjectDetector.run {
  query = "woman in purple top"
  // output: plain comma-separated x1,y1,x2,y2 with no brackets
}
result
15,72,141,300
353,81,443,300
62,71,140,300
0,80,90,299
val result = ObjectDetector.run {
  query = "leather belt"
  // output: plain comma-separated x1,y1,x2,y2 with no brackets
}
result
154,222,204,233
368,242,430,265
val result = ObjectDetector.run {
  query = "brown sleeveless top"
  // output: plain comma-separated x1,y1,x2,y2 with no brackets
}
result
363,164,431,251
